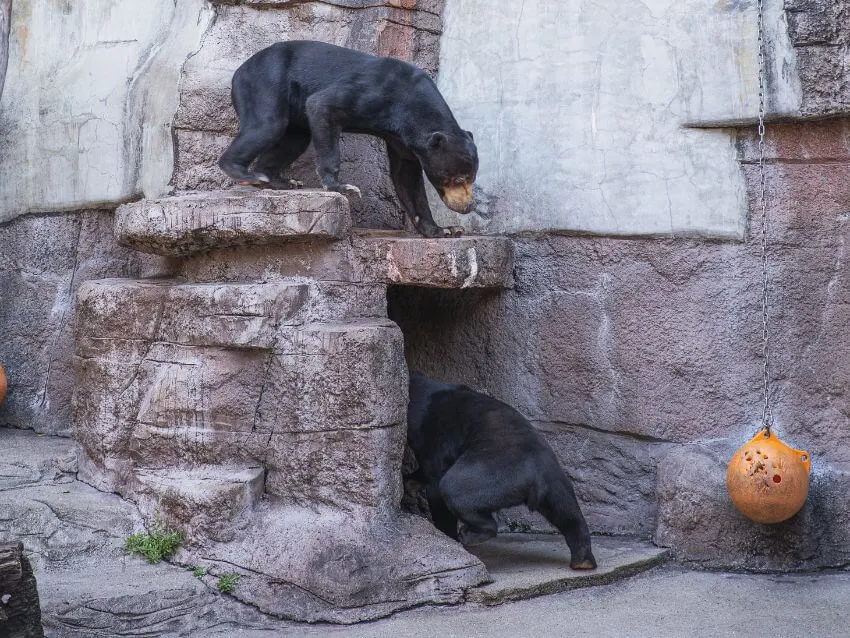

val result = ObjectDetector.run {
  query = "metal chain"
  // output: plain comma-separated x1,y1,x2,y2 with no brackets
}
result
757,0,773,435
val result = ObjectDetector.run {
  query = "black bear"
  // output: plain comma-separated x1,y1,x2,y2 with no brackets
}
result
219,40,478,238
407,372,597,570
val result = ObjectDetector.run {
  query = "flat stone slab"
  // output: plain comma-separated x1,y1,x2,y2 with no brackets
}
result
353,230,515,289
115,190,351,256
466,533,668,605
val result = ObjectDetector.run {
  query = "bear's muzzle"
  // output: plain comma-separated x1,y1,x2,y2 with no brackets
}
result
441,182,474,213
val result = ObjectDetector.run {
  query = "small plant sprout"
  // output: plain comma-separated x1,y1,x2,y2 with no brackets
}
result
506,520,532,533
192,566,208,578
124,519,183,563
217,572,241,594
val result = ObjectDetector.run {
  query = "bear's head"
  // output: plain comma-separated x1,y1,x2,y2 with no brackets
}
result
419,130,478,214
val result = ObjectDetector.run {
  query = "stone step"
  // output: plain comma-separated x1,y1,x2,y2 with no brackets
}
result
0,429,282,636
76,278,389,356
466,533,668,605
175,228,515,290
76,278,311,352
115,189,351,256
133,465,265,544
352,229,515,289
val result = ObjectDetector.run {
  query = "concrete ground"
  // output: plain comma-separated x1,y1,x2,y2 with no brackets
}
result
209,566,850,638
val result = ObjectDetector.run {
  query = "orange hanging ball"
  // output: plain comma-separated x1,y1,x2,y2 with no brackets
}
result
726,429,811,524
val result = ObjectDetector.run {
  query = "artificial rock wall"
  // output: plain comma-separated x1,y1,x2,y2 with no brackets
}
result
393,118,850,569
0,0,443,434
71,189,511,621
1,0,850,574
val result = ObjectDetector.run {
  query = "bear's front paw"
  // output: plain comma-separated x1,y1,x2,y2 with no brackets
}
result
236,173,271,188
415,222,464,238
458,523,496,547
266,178,304,190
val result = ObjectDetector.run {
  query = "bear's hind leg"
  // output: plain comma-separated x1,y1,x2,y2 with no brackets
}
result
252,128,312,189
456,511,498,547
219,121,288,187
536,474,597,570
439,463,500,547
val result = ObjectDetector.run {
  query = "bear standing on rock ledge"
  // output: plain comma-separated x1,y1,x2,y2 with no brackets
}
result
219,40,478,238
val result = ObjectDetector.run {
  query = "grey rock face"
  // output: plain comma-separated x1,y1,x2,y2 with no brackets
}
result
0,428,283,637
0,0,212,221
0,210,170,436
73,190,510,622
654,443,850,571
785,0,850,116
115,190,352,256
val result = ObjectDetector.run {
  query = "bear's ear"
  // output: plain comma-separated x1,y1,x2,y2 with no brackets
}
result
428,132,447,149
464,130,474,141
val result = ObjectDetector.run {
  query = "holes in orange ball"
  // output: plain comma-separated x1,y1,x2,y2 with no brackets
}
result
773,475,782,484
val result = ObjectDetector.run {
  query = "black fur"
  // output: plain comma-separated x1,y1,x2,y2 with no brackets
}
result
407,372,597,570
219,40,478,238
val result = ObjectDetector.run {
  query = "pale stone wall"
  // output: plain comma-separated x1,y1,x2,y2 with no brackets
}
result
0,0,212,222
431,0,801,237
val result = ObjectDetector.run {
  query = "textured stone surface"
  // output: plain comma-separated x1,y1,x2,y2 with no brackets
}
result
0,428,284,637
431,0,803,237
174,226,514,289
115,190,352,256
353,231,515,289
654,443,850,571
785,0,850,117
391,118,850,552
173,0,443,230
0,210,170,436
73,247,489,621
466,534,668,605
134,466,265,544
0,0,213,221
194,504,487,623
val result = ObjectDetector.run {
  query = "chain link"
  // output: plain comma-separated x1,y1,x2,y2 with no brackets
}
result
757,0,773,435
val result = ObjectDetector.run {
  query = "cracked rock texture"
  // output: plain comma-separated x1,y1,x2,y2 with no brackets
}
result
72,191,503,622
